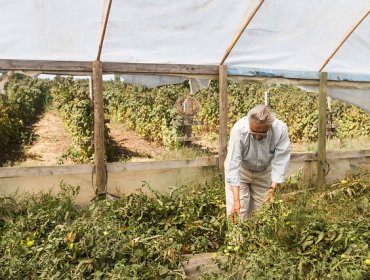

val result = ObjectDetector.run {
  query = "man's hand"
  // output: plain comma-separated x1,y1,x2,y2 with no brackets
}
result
265,182,278,204
229,199,241,223
229,186,241,223
265,189,275,204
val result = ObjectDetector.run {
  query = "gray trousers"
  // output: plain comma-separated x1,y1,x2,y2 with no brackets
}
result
225,164,272,220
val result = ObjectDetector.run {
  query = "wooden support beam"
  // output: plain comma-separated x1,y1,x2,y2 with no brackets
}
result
220,0,265,65
102,62,219,76
92,61,106,194
317,72,328,187
0,59,92,73
96,0,113,61
319,10,369,72
0,59,219,76
218,65,228,175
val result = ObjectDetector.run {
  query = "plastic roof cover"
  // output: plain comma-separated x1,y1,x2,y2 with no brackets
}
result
1,1,370,112
0,0,369,75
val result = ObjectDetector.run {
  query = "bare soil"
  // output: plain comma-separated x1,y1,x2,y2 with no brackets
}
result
17,110,73,166
107,121,166,162
9,112,167,166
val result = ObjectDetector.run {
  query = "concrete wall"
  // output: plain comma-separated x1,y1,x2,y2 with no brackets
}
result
1,151,369,206
0,158,217,206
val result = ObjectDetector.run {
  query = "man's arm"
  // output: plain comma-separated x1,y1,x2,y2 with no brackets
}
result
230,186,241,222
271,123,291,185
225,125,244,221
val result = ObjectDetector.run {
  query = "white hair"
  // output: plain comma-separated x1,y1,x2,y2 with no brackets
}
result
248,105,276,126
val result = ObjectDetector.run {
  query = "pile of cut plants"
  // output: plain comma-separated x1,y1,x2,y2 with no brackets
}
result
0,179,226,279
0,170,369,279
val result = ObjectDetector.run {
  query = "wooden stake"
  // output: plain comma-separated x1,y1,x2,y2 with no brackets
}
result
218,65,228,175
96,0,113,61
319,10,369,72
92,61,106,193
317,72,327,187
220,0,265,65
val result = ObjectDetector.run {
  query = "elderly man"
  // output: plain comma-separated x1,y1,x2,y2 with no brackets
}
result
224,104,291,221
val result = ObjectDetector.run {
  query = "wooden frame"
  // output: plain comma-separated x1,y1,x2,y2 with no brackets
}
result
92,61,106,193
218,65,228,174
319,10,369,72
317,72,328,187
0,60,219,76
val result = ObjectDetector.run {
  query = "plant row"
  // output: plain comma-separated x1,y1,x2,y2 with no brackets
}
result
104,80,187,149
51,77,112,163
105,80,370,147
0,76,49,151
195,81,370,143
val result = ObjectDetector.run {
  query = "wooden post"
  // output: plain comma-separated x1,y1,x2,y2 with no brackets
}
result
218,65,228,175
92,61,106,194
317,72,327,187
302,161,313,186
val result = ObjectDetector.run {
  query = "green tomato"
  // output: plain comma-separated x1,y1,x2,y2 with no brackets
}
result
26,240,34,248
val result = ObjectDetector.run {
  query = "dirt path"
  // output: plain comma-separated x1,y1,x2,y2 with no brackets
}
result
107,121,166,161
15,111,166,166
18,110,72,166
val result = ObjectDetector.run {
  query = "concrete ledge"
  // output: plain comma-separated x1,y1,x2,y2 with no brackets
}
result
0,158,218,178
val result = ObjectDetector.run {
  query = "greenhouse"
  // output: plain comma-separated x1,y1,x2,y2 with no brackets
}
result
0,0,369,279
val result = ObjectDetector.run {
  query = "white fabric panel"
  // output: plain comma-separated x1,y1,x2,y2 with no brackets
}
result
102,0,260,64
325,15,370,74
122,74,186,88
0,0,369,79
227,0,370,72
0,0,103,60
189,78,209,94
299,86,370,114
120,75,210,93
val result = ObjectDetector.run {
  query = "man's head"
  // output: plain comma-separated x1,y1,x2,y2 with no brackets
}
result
248,105,275,140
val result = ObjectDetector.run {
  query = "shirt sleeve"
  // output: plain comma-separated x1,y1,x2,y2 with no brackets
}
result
271,124,291,183
225,126,244,186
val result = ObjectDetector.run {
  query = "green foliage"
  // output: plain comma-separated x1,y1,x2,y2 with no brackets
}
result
1,172,369,279
0,178,226,279
0,77,49,150
203,170,370,279
104,81,189,149
268,85,319,142
196,82,370,143
106,80,369,147
51,77,112,163
331,99,370,139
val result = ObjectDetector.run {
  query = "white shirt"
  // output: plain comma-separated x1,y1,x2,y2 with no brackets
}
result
225,116,291,186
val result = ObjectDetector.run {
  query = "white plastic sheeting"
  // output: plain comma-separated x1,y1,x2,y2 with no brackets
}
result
0,0,103,61
0,1,370,110
227,0,370,73
121,75,186,88
300,86,370,114
0,0,368,74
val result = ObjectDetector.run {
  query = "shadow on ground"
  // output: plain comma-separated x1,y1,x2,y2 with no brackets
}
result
107,137,153,162
0,123,39,167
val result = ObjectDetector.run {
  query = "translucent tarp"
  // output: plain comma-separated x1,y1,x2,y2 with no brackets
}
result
0,0,368,74
0,0,369,110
